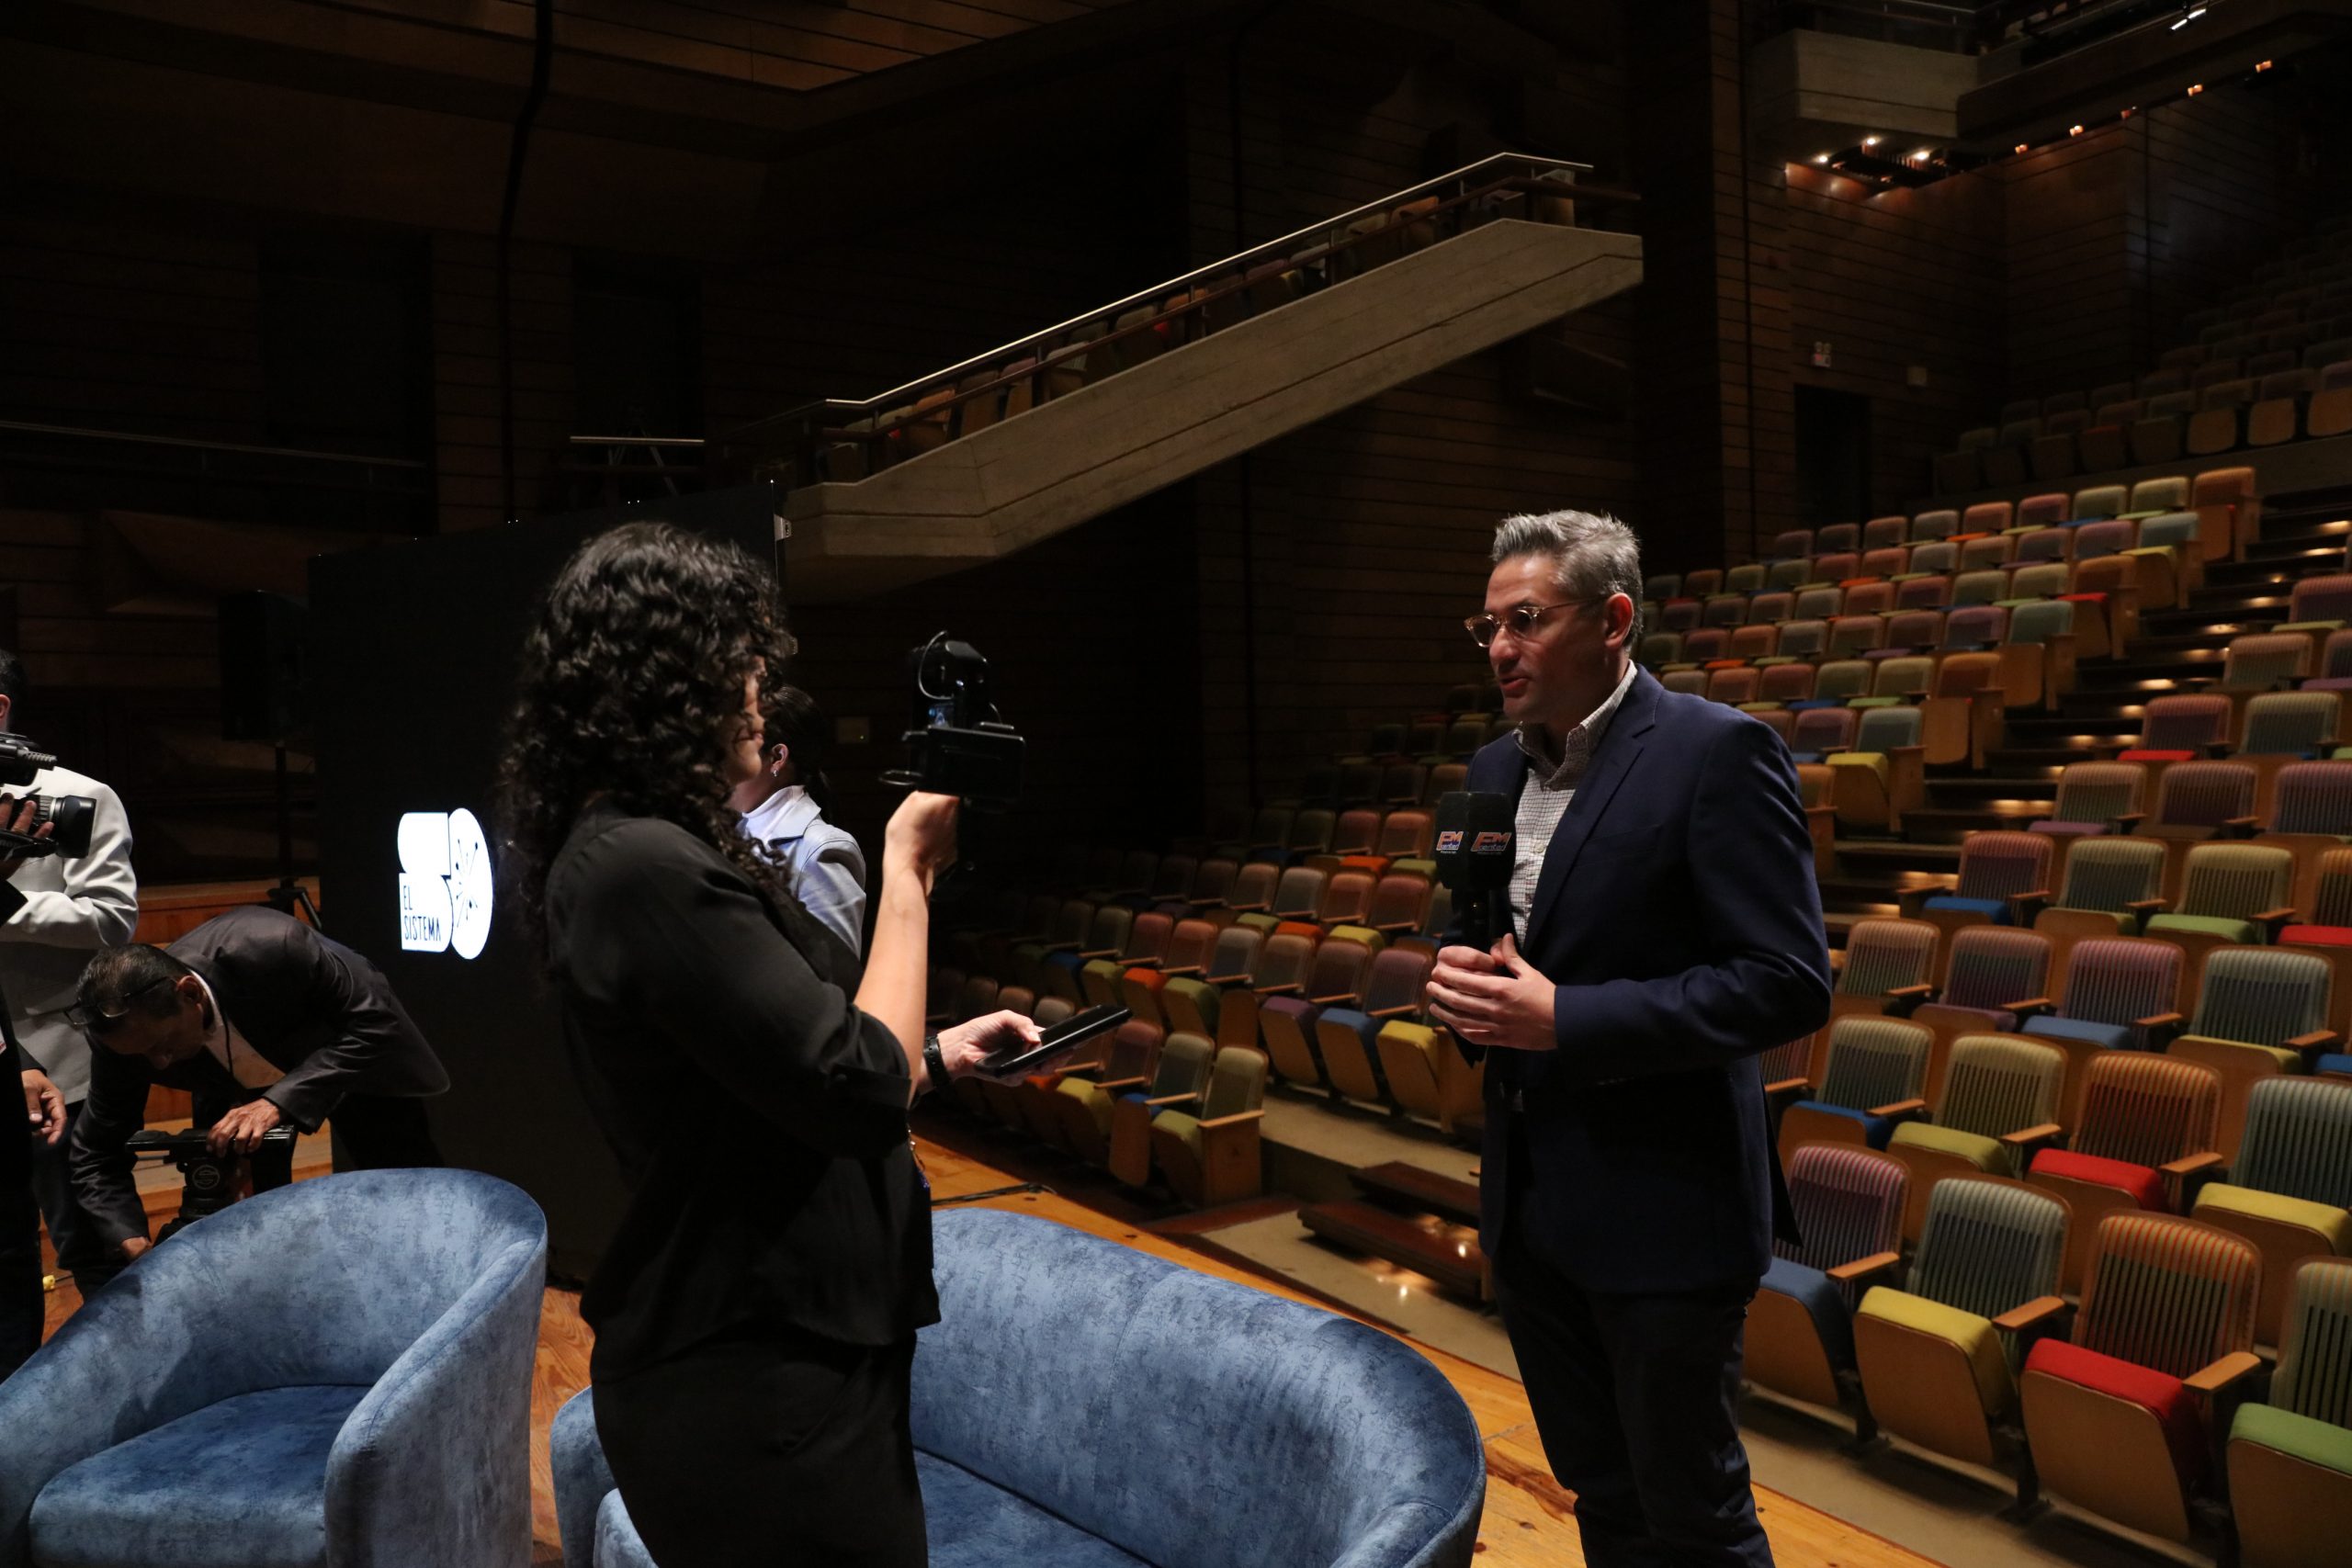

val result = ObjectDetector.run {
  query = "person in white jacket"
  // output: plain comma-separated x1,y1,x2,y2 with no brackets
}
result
729,683,867,958
0,650,138,1303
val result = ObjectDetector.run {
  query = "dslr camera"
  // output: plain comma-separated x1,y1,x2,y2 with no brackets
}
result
888,635,1023,808
125,1126,298,1242
0,735,96,859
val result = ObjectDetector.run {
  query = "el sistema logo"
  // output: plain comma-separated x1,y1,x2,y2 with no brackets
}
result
398,808,493,960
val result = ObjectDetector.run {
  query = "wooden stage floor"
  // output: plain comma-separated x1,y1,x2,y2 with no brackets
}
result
41,1137,1944,1568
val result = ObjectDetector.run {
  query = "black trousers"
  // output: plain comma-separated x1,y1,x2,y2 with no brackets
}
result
593,1325,926,1568
0,1081,38,1380
27,1101,109,1286
1493,1121,1774,1568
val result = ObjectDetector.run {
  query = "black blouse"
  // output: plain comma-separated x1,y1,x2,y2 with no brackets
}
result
544,802,936,1378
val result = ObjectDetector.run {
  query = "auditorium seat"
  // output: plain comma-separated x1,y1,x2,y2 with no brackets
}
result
1047,1021,1167,1159
1778,1017,1930,1158
2120,698,2235,762
1901,830,2052,941
1258,931,1377,1088
1921,652,2007,769
2154,946,2336,1160
1851,1178,2069,1482
1105,1031,1216,1187
2018,1213,2260,1542
1826,705,1925,832
1747,1145,1907,1422
1789,705,1858,760
2027,759,2145,849
1315,946,1439,1107
2189,1075,2352,1347
1900,927,2055,1088
2025,1053,2225,1292
2021,833,2167,945
1885,1036,2069,1239
2226,1257,2352,1567
2018,935,2184,1063
2133,393,2196,465
1149,1045,1270,1206
2144,841,2297,974
1830,919,1939,1025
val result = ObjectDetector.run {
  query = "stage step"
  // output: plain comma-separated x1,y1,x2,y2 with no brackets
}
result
1351,1161,1481,1228
1298,1199,1487,1299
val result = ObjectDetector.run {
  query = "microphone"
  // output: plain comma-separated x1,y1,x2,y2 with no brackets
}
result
1433,791,1516,950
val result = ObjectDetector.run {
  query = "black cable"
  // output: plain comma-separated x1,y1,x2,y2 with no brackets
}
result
497,0,556,522
931,1182,1053,1207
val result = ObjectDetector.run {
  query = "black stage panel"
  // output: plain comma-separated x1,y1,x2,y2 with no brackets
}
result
312,485,782,1282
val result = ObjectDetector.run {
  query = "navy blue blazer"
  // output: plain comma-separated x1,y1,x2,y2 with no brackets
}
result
1452,667,1831,1292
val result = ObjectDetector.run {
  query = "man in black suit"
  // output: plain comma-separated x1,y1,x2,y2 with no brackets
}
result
66,906,448,1270
1427,510,1831,1568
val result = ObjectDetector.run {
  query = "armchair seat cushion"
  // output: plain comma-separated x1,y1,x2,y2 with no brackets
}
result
1923,895,2012,924
2279,923,2352,948
2025,1339,2206,1489
1760,1256,1852,1370
1150,1109,1205,1155
2030,1147,2168,1210
2230,1401,2352,1478
1889,1119,2015,1177
2145,913,2260,944
2026,1014,2138,1052
2193,1183,2352,1252
1854,1288,2011,1414
1786,1099,1895,1148
29,1385,368,1568
918,1453,1153,1568
1826,751,1890,787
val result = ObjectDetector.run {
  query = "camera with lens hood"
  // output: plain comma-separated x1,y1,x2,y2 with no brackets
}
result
0,734,96,859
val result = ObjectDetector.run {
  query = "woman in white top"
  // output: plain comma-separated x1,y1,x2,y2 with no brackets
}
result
729,684,868,955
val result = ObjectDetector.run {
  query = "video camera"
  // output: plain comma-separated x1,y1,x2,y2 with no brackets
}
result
885,634,1023,809
0,734,96,859
125,1126,297,1241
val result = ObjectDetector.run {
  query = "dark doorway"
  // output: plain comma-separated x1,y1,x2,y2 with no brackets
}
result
1793,384,1872,529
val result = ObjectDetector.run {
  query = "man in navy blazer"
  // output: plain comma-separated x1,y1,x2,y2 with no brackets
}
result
1428,510,1830,1568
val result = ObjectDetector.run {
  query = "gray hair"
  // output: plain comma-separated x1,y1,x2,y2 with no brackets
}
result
1490,509,1644,643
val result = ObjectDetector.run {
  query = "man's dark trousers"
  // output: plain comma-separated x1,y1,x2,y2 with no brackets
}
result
1492,1116,1770,1568
0,1089,41,1379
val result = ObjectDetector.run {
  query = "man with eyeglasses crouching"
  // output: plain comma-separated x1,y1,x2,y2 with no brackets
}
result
64,906,448,1283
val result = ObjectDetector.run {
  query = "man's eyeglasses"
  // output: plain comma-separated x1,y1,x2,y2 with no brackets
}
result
1464,599,1603,649
64,976,175,1035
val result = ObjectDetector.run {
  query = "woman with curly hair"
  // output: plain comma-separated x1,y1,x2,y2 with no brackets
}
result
497,521,1043,1566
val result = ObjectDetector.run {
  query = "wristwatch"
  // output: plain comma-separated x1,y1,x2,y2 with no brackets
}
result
922,1033,949,1096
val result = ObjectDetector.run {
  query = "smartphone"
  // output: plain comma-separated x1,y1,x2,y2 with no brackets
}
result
981,1004,1130,1077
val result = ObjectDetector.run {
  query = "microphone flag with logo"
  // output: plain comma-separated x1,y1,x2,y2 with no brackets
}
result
1433,790,1516,949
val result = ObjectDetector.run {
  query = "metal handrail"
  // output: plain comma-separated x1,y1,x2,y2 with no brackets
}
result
722,152,1600,440
721,153,1626,487
0,419,427,469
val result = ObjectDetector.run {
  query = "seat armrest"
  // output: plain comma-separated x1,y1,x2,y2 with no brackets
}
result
1077,946,1118,961
1092,1076,1151,1095
2135,1011,2185,1049
1991,1295,2069,1335
1884,983,1935,1016
1144,1092,1205,1110
2162,1149,2226,1208
1310,991,1358,1007
2222,815,2260,838
1368,1003,1420,1020
1765,1077,1810,1097
1374,919,1418,935
2008,890,2052,925
2111,812,2146,832
2185,1351,2265,1398
1254,981,1304,998
1867,1098,1928,1120
2005,996,2054,1020
1196,1110,1267,1131
2162,1151,2225,1177
1159,964,1204,978
1205,972,1252,987
2256,907,2298,941
1122,956,1163,970
1041,939,1081,953
1826,1250,1903,1286
1999,1122,2066,1152
2287,1030,2343,1067
2124,898,2167,919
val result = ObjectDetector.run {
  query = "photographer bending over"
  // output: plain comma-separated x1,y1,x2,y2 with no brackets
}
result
67,907,448,1273
0,648,136,1366
498,522,1047,1568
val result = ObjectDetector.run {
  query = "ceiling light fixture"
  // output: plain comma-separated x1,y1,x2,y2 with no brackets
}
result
2069,124,2086,136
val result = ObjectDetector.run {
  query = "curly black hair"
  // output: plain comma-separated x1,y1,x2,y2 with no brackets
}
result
495,521,795,962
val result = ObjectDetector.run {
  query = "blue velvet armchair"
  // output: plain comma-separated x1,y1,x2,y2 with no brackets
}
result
0,1168,548,1568
554,1207,1487,1567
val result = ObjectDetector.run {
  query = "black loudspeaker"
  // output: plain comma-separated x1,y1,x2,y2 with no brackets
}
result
219,591,311,743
